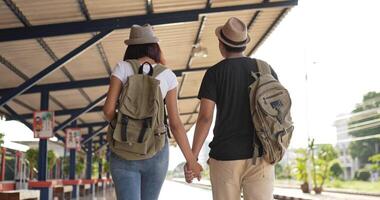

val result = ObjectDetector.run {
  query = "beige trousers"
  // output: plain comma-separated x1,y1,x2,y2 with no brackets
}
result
209,157,274,200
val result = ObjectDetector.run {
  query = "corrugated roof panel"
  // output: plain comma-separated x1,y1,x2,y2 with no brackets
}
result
184,124,193,131
188,114,198,124
64,47,109,80
42,33,109,81
191,10,255,68
86,0,146,19
5,100,31,114
246,8,285,54
178,98,199,114
54,115,71,124
80,112,104,123
82,86,108,102
50,89,89,109
180,71,206,97
0,39,70,84
43,33,93,58
153,0,207,13
14,93,41,111
154,22,199,70
211,0,262,7
13,0,84,25
0,63,24,88
101,29,130,69
0,1,23,28
180,114,191,124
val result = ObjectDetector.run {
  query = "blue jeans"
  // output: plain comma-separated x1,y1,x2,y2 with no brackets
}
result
110,140,169,200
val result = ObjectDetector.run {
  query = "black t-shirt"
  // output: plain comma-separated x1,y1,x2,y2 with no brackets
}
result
198,57,278,160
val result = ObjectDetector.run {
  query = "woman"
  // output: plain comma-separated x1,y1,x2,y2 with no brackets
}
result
103,24,202,200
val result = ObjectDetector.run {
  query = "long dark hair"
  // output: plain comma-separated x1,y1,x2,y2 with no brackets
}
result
123,43,166,64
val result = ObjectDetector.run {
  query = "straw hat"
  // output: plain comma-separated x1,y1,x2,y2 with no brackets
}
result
124,24,159,45
215,17,250,48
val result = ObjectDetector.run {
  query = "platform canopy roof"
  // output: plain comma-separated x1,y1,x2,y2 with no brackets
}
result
0,0,297,151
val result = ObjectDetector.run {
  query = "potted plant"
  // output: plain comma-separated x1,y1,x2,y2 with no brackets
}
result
309,140,338,194
294,148,310,193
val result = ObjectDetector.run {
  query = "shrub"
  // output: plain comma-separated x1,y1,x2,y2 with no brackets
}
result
355,169,371,181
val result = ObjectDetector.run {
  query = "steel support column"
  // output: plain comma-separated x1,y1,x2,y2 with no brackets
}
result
38,91,50,200
0,147,6,181
85,136,93,180
0,30,112,108
98,138,104,179
106,147,110,179
69,120,78,199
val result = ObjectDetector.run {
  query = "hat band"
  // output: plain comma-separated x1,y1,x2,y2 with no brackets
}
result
220,30,247,46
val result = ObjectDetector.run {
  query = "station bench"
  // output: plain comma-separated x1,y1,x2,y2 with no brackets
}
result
52,185,73,200
0,189,40,200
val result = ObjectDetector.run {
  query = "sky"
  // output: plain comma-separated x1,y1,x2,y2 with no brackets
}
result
1,0,380,169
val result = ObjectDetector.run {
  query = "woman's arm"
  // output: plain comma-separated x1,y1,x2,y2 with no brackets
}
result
103,76,123,121
166,88,203,177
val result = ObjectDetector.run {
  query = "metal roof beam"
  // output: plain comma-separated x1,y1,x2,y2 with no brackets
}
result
248,8,288,56
3,104,32,130
0,67,210,96
0,0,297,42
0,30,112,108
19,98,198,119
146,0,154,14
186,16,207,69
54,93,107,132
82,124,108,144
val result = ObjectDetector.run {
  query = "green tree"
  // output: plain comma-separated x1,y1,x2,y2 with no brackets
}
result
330,160,343,179
0,132,4,145
369,153,380,172
63,155,85,178
348,91,380,165
25,148,39,178
26,149,57,178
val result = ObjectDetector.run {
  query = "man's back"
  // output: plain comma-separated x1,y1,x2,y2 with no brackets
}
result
198,57,277,160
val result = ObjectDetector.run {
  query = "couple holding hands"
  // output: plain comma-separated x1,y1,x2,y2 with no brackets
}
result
103,17,281,200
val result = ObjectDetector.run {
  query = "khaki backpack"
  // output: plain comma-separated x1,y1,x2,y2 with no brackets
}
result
249,59,294,165
107,60,167,160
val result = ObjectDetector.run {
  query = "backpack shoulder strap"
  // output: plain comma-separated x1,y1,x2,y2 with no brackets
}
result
125,59,140,74
256,59,271,75
152,64,167,78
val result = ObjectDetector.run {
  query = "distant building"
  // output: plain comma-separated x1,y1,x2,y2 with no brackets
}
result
334,107,380,180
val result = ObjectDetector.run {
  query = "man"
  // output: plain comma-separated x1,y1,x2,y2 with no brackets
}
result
185,17,278,200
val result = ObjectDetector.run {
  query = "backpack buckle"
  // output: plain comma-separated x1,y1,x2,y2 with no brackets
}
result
121,115,129,124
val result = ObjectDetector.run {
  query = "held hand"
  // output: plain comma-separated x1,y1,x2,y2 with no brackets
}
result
184,164,194,183
187,161,203,181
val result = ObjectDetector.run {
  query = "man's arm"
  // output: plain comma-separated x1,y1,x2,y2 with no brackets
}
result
192,98,215,159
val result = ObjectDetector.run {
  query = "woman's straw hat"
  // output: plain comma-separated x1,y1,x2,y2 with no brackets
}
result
124,24,159,45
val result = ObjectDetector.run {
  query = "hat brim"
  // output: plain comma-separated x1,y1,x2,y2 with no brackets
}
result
124,37,159,45
215,26,250,48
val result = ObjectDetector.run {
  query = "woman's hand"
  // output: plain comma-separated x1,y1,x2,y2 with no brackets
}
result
186,161,203,181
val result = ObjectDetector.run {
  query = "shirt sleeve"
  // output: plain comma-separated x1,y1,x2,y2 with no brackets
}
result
166,69,178,91
111,61,134,85
197,69,217,103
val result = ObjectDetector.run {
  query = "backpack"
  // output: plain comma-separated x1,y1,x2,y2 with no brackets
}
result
249,59,294,165
106,60,168,160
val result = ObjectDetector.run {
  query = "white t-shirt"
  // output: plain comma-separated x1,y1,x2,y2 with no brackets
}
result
112,61,178,98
